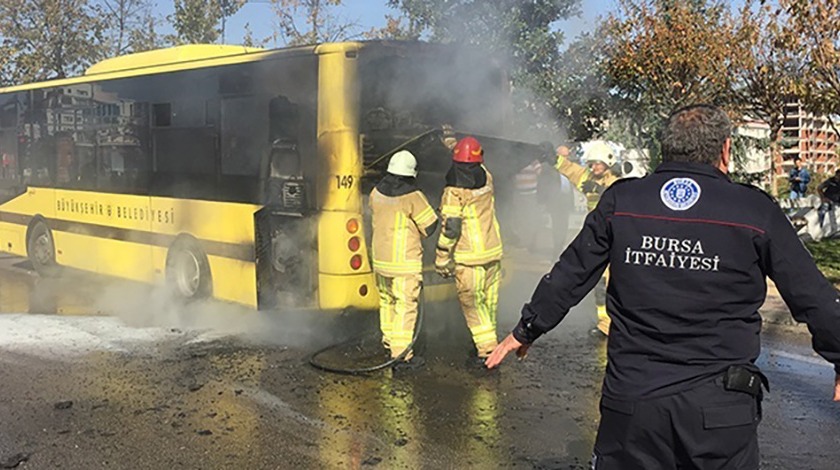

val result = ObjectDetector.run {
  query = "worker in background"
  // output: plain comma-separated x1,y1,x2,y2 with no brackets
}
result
818,169,840,227
788,157,810,200
436,137,504,367
547,141,621,336
371,150,439,370
512,157,543,251
537,141,575,253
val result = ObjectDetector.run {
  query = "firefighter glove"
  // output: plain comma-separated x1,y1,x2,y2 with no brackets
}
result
441,124,457,150
435,259,455,278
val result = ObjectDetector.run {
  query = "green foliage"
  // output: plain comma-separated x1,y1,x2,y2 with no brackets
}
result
728,133,770,186
170,0,245,44
99,0,162,56
0,0,105,84
270,0,357,46
805,239,840,284
553,33,612,141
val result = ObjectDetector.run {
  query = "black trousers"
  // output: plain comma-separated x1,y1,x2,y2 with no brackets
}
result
593,376,762,470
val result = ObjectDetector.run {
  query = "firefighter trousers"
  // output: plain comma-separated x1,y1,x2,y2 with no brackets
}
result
454,261,501,357
376,273,422,359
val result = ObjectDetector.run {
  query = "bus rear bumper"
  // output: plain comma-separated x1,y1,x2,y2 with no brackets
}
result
318,272,378,311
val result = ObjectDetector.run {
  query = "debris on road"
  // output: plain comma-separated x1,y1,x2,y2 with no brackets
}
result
54,400,73,410
0,452,30,469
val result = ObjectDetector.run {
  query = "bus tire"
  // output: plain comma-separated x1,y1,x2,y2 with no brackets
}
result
166,238,212,301
27,220,61,277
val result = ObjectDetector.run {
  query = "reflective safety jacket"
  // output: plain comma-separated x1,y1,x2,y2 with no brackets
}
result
555,154,620,210
436,164,503,266
370,175,439,276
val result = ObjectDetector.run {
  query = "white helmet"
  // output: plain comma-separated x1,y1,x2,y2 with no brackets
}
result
387,150,418,177
584,141,617,167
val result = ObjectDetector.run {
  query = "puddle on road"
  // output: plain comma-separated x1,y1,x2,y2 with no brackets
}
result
0,253,608,467
0,263,108,316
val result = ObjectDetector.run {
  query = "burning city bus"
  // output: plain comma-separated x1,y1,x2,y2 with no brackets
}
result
0,41,537,311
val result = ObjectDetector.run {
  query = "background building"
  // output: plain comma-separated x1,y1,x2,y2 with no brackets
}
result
779,101,839,175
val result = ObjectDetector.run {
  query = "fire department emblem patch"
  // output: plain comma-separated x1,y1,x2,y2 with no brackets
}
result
660,177,701,211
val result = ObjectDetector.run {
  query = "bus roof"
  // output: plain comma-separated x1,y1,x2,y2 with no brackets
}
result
0,42,372,94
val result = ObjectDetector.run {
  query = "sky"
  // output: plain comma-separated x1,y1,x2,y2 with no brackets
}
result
153,0,614,47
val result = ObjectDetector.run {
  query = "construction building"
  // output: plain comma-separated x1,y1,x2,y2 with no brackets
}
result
779,101,839,175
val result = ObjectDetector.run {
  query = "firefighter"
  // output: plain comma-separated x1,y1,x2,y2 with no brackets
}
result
435,137,504,366
549,141,621,336
371,150,439,368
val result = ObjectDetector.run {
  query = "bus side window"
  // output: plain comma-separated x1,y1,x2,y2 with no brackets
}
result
153,103,171,127
221,96,265,177
0,98,19,184
268,95,301,176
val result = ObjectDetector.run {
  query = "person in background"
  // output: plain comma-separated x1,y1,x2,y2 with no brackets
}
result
512,157,543,251
817,168,840,226
548,142,622,336
537,142,575,254
788,157,810,199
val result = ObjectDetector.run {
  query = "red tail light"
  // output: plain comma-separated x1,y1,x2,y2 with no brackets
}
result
350,254,362,270
346,218,359,234
348,236,361,252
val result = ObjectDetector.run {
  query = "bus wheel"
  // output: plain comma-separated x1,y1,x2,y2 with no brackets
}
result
27,221,61,277
166,239,211,300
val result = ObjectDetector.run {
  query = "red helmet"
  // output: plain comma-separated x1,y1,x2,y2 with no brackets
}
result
453,137,484,163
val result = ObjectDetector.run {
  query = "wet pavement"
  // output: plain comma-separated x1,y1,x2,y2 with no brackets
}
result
0,253,838,469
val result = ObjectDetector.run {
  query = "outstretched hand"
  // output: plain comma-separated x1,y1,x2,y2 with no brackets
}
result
834,374,839,402
485,333,530,369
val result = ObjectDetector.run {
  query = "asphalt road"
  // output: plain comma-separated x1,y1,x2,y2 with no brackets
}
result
0,253,838,469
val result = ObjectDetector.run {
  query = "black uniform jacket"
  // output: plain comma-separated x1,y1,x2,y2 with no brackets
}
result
514,161,840,400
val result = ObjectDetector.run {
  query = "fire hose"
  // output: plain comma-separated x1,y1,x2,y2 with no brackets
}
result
308,295,425,375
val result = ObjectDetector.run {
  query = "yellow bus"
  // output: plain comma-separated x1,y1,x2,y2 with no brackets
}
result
0,41,515,311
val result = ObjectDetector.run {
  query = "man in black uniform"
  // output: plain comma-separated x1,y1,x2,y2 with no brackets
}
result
486,104,840,469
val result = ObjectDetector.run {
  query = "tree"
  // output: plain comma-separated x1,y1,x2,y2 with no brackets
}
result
127,8,166,52
99,0,157,56
553,33,613,141
383,0,582,138
170,0,245,45
242,22,270,48
781,0,840,123
270,0,359,46
0,0,105,84
601,0,747,159
733,0,802,194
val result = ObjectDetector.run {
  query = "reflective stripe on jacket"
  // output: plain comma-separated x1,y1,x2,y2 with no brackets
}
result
436,166,503,266
371,188,438,276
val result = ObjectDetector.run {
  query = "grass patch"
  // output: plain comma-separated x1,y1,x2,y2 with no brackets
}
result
806,239,840,284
